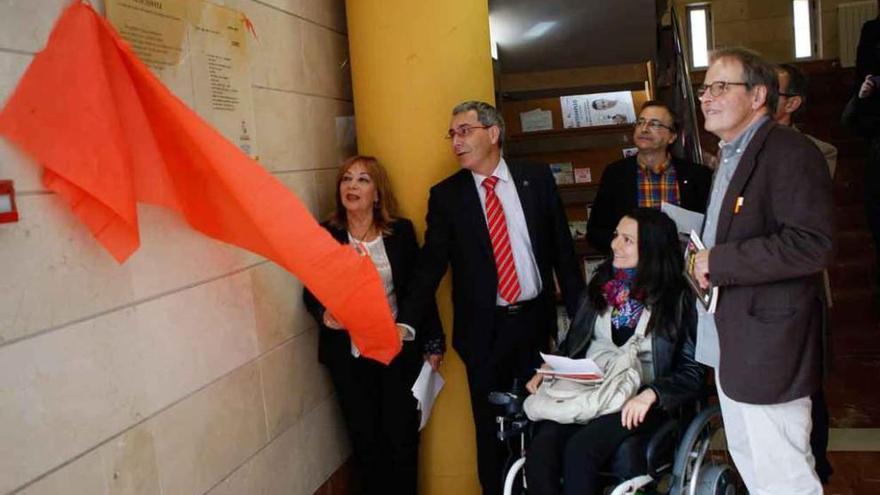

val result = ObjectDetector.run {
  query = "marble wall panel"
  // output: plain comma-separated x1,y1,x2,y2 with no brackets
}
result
300,20,351,100
149,362,267,495
254,88,354,173
205,395,349,495
14,448,108,495
0,194,135,344
0,271,258,493
258,327,333,439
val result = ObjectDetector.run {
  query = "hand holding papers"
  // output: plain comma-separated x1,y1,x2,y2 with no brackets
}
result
412,361,444,430
537,352,604,382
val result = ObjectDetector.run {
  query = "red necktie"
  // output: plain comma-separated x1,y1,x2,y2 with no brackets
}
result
482,176,521,304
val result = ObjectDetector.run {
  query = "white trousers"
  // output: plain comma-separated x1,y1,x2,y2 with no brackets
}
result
716,372,823,495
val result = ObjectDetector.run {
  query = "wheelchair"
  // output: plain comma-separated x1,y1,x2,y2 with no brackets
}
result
490,381,743,495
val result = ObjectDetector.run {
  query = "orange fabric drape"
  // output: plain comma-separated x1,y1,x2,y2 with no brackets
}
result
0,1,400,363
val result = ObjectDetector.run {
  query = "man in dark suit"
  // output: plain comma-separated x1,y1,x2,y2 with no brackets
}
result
587,101,711,253
398,101,584,494
693,48,832,494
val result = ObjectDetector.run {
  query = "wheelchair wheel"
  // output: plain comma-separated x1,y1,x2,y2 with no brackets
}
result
503,457,527,495
670,405,744,495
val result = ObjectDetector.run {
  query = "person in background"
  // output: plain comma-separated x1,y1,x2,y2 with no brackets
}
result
848,8,880,310
397,101,584,495
587,101,711,253
694,47,832,494
303,155,444,495
525,209,704,495
774,62,836,484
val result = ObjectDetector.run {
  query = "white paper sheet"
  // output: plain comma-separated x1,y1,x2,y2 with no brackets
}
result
661,202,705,235
411,361,444,431
539,352,603,376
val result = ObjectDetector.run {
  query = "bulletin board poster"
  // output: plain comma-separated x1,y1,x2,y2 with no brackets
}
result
106,0,259,159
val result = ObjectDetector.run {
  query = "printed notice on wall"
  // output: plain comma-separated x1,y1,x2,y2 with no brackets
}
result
106,0,259,158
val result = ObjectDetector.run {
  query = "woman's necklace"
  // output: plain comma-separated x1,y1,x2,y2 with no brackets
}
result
350,222,374,256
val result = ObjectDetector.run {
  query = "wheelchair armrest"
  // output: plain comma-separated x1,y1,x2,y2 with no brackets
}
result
645,417,679,478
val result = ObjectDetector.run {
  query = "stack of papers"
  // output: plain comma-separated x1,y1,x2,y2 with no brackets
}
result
538,352,603,381
411,362,444,430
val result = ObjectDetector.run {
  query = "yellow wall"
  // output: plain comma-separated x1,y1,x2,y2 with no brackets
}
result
346,1,495,493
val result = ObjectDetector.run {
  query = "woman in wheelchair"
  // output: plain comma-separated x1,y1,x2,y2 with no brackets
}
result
524,208,705,495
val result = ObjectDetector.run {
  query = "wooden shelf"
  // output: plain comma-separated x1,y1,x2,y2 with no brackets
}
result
507,126,634,156
557,183,599,205
574,239,603,257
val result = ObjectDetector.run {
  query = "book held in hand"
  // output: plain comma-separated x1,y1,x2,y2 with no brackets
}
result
684,230,718,313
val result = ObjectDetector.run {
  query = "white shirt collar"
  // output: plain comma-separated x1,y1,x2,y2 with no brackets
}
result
471,157,510,185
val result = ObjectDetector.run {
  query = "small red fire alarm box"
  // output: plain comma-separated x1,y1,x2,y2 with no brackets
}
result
0,180,19,223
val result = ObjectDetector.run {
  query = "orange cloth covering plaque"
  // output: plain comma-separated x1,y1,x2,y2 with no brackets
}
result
0,1,400,364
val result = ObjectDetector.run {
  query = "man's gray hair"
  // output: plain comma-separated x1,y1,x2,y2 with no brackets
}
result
709,47,779,116
452,100,506,147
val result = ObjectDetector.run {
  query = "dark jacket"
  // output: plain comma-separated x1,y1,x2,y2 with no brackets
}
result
303,218,444,377
587,156,712,253
709,121,833,404
555,291,705,412
397,159,584,368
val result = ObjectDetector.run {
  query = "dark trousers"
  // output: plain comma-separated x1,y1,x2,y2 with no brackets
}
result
465,300,549,495
811,388,833,483
325,344,421,495
525,410,667,495
866,155,880,292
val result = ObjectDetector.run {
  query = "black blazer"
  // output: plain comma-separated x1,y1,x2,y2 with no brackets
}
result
587,156,712,253
557,291,704,412
303,218,444,374
397,159,584,367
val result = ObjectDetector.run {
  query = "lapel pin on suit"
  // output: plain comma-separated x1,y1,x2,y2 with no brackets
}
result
734,196,745,214
522,180,529,187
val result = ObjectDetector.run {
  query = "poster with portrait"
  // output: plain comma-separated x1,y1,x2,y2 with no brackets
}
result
560,91,636,129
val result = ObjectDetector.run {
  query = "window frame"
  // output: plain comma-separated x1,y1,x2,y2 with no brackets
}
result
792,0,820,60
686,3,713,70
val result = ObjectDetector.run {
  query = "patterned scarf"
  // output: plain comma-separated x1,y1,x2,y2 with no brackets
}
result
602,268,645,344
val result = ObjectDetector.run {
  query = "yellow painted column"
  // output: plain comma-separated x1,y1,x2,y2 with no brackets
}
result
345,1,494,494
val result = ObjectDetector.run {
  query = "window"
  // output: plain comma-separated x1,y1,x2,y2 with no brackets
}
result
687,4,712,69
793,0,815,58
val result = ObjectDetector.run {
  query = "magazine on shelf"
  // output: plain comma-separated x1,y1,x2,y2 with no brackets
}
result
550,162,574,184
684,230,718,313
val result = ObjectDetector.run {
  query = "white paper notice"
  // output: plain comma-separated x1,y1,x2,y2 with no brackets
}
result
412,361,444,431
661,202,705,235
539,352,603,376
520,108,554,132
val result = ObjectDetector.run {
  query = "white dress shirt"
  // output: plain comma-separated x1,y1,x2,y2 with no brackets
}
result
470,158,542,305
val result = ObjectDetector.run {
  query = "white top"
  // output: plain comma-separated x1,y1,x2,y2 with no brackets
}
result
593,309,655,384
346,233,413,357
470,157,542,305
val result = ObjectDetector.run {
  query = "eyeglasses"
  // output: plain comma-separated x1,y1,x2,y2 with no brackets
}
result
445,125,491,139
635,118,674,131
696,81,749,98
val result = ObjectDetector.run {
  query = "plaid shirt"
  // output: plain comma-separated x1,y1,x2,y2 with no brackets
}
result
637,159,680,208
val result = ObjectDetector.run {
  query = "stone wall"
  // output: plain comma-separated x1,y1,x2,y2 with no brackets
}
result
0,0,356,493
